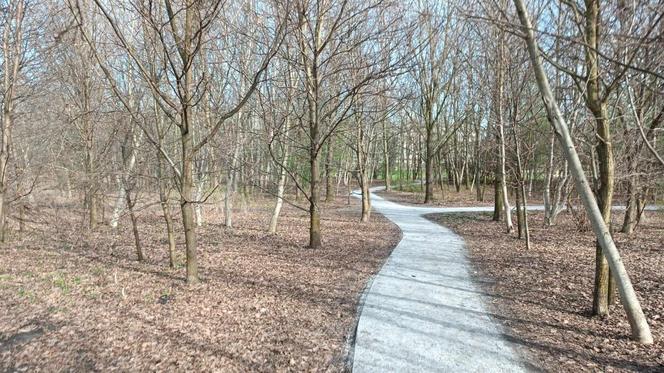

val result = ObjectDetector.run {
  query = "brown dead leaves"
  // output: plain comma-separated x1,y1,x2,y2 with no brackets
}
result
0,195,399,372
429,210,664,373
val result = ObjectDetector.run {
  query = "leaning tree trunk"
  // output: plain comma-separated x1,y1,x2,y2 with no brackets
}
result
514,0,653,343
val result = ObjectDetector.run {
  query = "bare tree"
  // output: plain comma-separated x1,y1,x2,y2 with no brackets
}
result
0,0,27,240
70,0,286,282
513,0,653,344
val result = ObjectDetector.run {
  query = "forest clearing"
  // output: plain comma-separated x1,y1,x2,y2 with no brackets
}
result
1,0,664,371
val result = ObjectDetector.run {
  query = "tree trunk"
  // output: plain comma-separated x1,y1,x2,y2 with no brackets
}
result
591,88,615,317
225,128,241,228
125,188,143,262
85,128,98,229
520,182,531,249
0,110,10,241
515,185,523,238
424,125,434,203
110,127,141,229
0,0,24,242
544,132,555,225
180,10,199,283
494,25,513,233
180,124,198,283
269,117,291,234
360,172,371,222
493,171,503,221
496,91,513,233
194,154,208,227
621,153,638,234
514,0,653,343
382,120,391,191
309,151,321,248
162,197,176,268
474,119,482,201
325,138,335,202
110,175,125,229
155,108,176,268
194,181,205,227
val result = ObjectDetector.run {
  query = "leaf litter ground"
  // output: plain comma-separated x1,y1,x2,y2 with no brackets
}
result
428,209,664,372
0,194,399,372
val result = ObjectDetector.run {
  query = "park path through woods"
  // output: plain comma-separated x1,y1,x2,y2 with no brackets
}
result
350,186,538,372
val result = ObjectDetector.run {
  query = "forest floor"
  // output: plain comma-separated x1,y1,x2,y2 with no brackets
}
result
0,192,400,372
426,208,664,372
376,183,496,207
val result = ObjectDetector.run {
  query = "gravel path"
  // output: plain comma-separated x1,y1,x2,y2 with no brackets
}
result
351,187,533,372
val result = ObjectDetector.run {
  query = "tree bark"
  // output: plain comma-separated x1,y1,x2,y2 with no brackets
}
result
360,172,371,222
309,151,322,248
225,127,241,228
493,169,503,221
269,116,291,234
0,0,24,241
581,0,615,317
325,138,335,202
154,105,176,268
383,120,391,191
124,187,143,261
495,42,513,233
424,125,434,203
180,1,198,283
181,123,198,283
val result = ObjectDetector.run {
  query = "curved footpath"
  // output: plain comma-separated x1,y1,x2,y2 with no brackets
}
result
350,186,537,372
